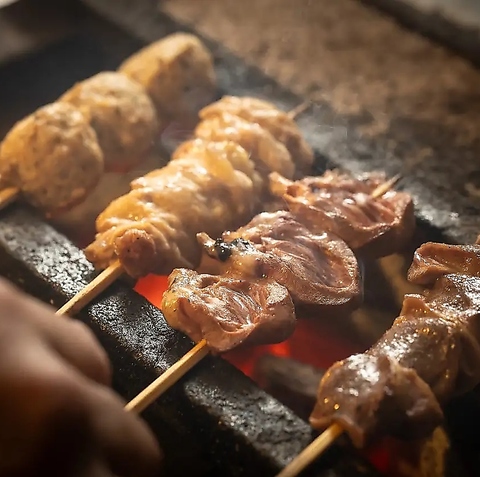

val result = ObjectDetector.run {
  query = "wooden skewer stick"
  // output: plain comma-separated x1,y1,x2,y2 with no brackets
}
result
287,100,311,120
0,186,20,210
56,260,123,316
124,339,210,413
276,423,344,477
120,175,400,416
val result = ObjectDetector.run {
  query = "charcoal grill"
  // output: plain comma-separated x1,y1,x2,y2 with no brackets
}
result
1,1,480,476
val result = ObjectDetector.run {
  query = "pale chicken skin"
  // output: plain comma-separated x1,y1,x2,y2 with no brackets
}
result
200,96,314,176
161,268,296,354
85,140,256,278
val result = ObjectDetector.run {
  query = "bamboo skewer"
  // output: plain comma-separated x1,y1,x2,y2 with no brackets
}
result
276,423,344,477
0,186,20,210
124,339,209,413
121,175,401,417
56,260,123,316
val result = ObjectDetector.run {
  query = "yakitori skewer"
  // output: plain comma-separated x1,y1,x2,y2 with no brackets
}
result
0,32,216,217
56,97,313,313
276,234,480,477
120,175,404,416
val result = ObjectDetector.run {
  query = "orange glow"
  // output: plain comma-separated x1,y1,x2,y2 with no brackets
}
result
135,274,391,475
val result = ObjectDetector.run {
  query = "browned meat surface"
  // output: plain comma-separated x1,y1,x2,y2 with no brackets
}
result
119,33,216,130
408,242,480,286
0,102,104,216
85,140,256,278
310,354,442,448
269,170,415,258
161,268,296,353
197,211,361,315
200,96,314,175
310,239,480,449
60,72,158,172
194,112,295,182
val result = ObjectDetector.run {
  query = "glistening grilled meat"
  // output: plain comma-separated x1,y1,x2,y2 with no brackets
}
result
199,96,314,175
197,211,361,315
85,140,256,278
269,170,415,258
310,242,480,448
161,268,296,354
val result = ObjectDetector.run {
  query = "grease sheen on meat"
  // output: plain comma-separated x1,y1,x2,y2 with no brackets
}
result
195,112,295,182
408,242,480,286
269,170,415,258
200,96,314,175
310,241,480,448
161,268,296,353
84,140,256,278
197,211,361,315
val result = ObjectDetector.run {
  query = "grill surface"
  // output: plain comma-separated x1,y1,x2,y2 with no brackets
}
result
0,1,479,475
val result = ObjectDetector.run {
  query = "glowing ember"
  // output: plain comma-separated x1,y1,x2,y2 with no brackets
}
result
135,273,392,475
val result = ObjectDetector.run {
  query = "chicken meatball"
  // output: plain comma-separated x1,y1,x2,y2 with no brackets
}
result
119,33,216,130
60,72,158,172
0,102,104,216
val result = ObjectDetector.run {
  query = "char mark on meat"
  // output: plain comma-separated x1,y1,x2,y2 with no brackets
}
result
269,170,415,259
161,268,296,354
197,211,362,316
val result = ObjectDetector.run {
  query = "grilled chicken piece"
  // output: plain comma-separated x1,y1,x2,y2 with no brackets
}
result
0,102,104,216
119,33,216,130
270,170,415,259
200,96,314,175
60,72,158,172
408,242,480,286
310,243,480,448
194,112,295,182
84,140,256,278
172,138,263,199
161,268,296,354
197,211,361,315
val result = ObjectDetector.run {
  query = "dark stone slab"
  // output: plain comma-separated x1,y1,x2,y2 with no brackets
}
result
0,202,381,477
81,0,480,246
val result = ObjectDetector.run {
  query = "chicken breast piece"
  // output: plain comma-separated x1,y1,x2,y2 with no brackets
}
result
0,102,104,216
162,268,296,354
200,96,314,175
119,33,216,130
194,112,295,181
84,140,256,278
60,72,158,172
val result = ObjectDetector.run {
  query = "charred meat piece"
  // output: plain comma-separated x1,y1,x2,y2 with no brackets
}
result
200,96,314,175
60,72,158,172
119,33,216,130
161,268,296,354
85,140,256,278
0,102,104,217
408,242,480,286
196,211,361,315
310,240,480,448
269,170,415,259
